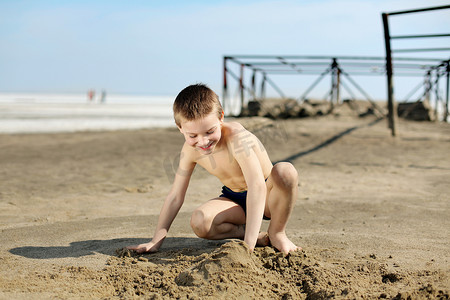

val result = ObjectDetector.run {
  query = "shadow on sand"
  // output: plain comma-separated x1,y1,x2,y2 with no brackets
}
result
276,117,383,163
9,237,226,260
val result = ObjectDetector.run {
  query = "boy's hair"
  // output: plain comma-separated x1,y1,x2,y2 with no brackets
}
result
173,83,223,127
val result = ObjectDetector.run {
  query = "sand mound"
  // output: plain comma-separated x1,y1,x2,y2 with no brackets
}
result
114,241,305,299
108,241,448,299
175,241,262,286
2,241,448,299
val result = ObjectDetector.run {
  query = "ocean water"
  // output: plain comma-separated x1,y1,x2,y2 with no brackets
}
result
2,93,446,134
0,93,176,134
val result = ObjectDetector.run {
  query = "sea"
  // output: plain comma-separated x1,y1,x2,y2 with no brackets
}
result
0,93,177,134
1,92,446,134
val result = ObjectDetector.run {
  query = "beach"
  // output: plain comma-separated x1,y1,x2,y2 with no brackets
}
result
0,114,449,299
0,93,175,134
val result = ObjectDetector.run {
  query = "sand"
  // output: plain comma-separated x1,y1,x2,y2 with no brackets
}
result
0,114,449,299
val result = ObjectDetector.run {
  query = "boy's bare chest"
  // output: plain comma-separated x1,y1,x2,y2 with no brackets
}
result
195,149,242,179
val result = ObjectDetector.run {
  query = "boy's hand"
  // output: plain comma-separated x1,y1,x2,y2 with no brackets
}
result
126,241,159,254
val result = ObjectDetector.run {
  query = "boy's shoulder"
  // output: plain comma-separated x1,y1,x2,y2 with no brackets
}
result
222,121,261,150
222,121,249,141
222,121,247,135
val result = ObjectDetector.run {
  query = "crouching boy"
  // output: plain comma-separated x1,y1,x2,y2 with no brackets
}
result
128,83,300,254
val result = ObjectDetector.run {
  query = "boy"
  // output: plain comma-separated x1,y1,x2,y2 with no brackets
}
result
128,83,299,254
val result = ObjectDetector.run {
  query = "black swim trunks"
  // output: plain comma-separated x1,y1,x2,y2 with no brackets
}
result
220,185,271,220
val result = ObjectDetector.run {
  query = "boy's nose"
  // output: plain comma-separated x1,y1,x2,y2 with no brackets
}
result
199,136,209,146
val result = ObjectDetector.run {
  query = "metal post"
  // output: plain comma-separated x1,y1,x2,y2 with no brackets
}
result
239,64,244,116
337,66,341,104
251,70,257,99
223,57,228,114
261,73,266,99
382,13,396,136
330,59,337,106
330,58,341,106
434,70,440,121
445,61,449,122
424,71,431,102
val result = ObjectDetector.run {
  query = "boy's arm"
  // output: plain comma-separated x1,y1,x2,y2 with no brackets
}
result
231,131,267,251
127,145,196,253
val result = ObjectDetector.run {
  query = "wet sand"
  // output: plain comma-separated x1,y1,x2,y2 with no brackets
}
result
0,114,449,299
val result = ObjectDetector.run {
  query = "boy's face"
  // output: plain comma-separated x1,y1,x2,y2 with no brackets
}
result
178,112,224,155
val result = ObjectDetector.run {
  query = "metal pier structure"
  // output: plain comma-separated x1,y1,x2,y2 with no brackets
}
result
222,5,450,136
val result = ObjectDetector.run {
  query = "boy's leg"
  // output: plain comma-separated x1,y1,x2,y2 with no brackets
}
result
265,162,300,254
190,198,246,240
190,198,270,246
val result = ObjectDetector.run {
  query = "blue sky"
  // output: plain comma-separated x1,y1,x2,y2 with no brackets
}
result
0,0,449,100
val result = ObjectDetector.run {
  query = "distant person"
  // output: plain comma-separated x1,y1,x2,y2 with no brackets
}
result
127,83,300,254
100,90,107,104
87,89,95,103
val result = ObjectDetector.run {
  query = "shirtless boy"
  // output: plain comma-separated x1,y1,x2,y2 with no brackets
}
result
128,83,299,254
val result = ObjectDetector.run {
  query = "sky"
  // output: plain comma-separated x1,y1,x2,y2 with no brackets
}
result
0,0,449,100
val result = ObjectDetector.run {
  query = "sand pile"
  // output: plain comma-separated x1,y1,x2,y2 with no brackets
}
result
1,240,447,299
113,241,306,299
108,241,447,299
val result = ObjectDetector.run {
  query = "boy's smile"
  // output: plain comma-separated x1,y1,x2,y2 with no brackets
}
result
178,112,224,155
199,141,214,151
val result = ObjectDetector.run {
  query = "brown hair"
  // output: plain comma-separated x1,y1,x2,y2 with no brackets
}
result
173,83,223,127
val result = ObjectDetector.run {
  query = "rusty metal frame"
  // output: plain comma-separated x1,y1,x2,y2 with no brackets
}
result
223,55,446,122
382,4,450,136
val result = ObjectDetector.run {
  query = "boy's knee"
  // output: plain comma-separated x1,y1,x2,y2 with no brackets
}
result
272,162,298,188
190,209,211,239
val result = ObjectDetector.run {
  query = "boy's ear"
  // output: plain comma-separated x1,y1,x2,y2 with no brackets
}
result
177,124,183,133
220,111,225,122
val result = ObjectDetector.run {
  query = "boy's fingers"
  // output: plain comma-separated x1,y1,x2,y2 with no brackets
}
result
126,245,147,252
125,243,158,254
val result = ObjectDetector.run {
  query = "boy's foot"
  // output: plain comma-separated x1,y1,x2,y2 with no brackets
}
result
268,231,301,254
256,231,270,247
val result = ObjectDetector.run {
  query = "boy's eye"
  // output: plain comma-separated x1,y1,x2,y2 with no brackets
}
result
189,135,197,138
207,130,215,135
